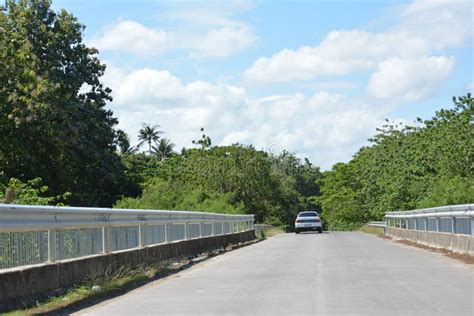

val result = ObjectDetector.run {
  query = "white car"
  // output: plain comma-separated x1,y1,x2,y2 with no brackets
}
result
295,211,322,234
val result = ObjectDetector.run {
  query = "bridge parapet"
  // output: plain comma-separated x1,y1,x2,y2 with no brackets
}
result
0,204,254,270
384,204,474,254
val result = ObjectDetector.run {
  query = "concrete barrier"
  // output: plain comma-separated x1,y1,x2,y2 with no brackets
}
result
0,230,256,312
385,227,473,255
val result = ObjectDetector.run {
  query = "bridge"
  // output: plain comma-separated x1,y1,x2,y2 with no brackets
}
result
0,204,473,315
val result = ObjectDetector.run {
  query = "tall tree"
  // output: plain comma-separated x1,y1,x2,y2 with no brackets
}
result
116,130,137,155
153,138,175,161
0,0,128,206
138,123,163,155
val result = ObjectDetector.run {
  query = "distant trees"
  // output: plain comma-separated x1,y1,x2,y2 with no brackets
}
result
138,124,163,155
116,143,322,230
316,94,474,230
153,138,175,161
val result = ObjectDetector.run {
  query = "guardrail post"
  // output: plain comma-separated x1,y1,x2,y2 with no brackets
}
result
139,225,146,247
211,222,215,236
435,217,439,232
451,217,456,234
471,218,474,236
199,222,202,237
236,221,240,233
102,226,110,254
164,224,169,243
48,229,57,262
414,218,417,230
184,223,188,240
221,222,224,235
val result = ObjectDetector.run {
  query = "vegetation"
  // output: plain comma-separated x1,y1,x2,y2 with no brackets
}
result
317,95,473,230
4,263,167,315
117,145,322,230
0,0,132,207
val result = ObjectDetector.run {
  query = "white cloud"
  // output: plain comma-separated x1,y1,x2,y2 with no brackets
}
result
367,56,454,101
398,0,473,49
244,30,428,83
90,20,168,55
104,66,387,170
90,7,258,58
244,0,471,85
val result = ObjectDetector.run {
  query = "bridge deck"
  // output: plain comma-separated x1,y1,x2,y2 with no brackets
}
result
77,232,473,315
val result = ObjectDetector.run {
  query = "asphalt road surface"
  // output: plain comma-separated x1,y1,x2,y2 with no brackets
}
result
77,232,473,315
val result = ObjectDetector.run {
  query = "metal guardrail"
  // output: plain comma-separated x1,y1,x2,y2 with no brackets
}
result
385,204,474,235
0,204,254,270
366,221,387,228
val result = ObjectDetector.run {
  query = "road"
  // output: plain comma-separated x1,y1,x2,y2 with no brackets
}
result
77,232,473,315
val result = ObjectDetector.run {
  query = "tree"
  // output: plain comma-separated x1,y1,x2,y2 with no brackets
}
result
192,128,212,149
138,123,163,155
116,130,137,155
316,94,474,230
153,138,175,161
0,1,129,206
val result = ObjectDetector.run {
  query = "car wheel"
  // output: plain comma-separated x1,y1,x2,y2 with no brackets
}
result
295,230,300,234
318,228,322,233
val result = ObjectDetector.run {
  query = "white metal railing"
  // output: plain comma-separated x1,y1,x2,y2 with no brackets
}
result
366,221,386,228
0,204,254,270
385,204,474,235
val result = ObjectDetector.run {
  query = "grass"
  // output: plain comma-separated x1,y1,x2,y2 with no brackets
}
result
4,263,168,315
358,225,385,236
256,226,285,239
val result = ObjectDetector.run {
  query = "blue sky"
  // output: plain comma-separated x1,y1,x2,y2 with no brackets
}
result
54,0,473,169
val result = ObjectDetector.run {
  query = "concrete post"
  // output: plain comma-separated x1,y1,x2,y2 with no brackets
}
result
48,229,57,262
102,226,110,254
138,225,145,247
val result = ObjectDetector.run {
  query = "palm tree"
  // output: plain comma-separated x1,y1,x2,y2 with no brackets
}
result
138,123,163,155
116,130,138,155
153,138,175,161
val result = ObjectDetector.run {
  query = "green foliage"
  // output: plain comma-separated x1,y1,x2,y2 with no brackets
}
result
0,1,130,206
0,177,70,205
115,179,245,214
116,144,322,229
417,176,474,208
317,94,474,230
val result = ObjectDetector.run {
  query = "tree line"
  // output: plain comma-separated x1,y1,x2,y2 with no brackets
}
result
1,1,472,231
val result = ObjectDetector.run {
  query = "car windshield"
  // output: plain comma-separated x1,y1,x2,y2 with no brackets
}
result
298,212,319,217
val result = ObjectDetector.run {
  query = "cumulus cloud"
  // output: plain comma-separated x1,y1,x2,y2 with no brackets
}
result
244,0,471,85
89,21,168,55
90,7,257,58
104,66,386,169
367,56,454,101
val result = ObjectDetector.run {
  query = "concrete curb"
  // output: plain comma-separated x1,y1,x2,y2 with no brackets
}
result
385,227,473,255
